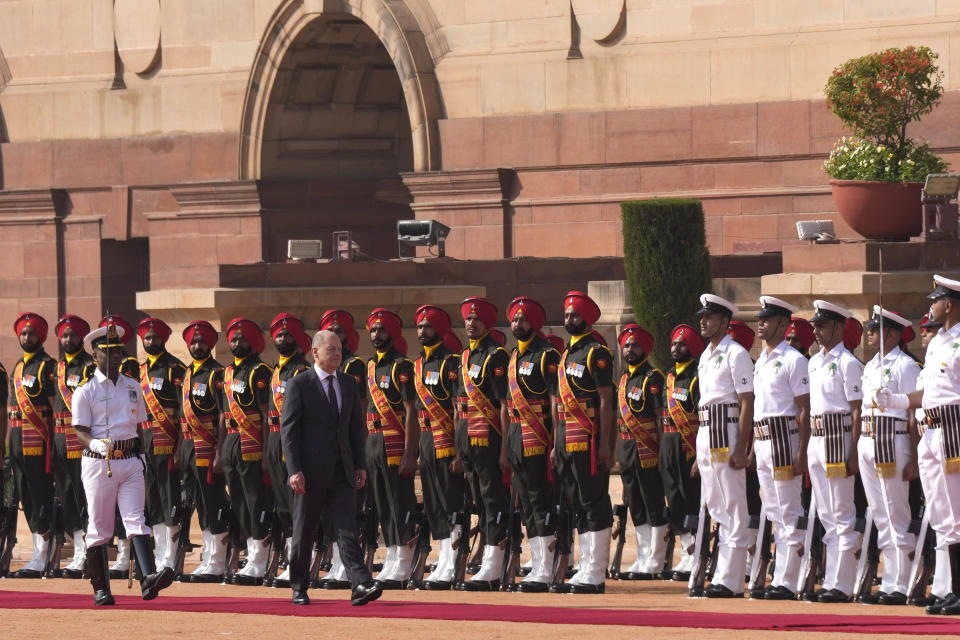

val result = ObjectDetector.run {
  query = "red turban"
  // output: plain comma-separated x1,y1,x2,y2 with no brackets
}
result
183,320,218,348
271,313,305,340
415,305,451,337
460,297,497,329
564,291,601,327
55,315,89,340
727,320,755,351
544,334,566,352
296,331,311,354
843,317,863,351
507,297,546,332
319,309,355,334
671,324,705,359
15,312,48,343
227,317,265,354
786,317,815,352
490,329,506,346
395,335,408,357
902,325,915,344
100,315,133,345
618,323,654,355
138,317,172,343
591,330,608,346
345,328,359,354
366,308,403,344
443,331,463,353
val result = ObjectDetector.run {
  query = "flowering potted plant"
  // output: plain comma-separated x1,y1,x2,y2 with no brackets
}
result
823,46,949,240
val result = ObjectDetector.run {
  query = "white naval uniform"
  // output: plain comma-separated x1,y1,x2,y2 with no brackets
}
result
919,323,960,549
72,368,150,548
808,341,863,596
753,339,809,590
859,346,920,595
697,333,754,591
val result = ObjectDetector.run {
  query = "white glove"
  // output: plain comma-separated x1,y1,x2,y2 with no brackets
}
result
88,439,109,457
873,388,910,410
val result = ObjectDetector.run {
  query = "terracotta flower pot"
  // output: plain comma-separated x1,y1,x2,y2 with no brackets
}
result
829,179,922,241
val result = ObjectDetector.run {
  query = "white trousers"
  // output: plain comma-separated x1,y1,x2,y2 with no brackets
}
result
857,434,913,551
81,455,150,547
807,434,857,550
696,422,750,549
918,427,960,546
754,435,804,547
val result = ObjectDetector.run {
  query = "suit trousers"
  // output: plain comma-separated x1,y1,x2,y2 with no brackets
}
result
289,461,371,591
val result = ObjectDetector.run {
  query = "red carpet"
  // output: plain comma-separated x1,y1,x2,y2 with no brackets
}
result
1,590,958,634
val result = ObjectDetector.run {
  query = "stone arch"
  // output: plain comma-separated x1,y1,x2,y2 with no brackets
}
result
238,0,443,180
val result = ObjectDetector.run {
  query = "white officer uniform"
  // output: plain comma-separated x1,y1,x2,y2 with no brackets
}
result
753,297,809,594
808,300,864,598
73,339,150,548
696,294,754,594
859,307,921,597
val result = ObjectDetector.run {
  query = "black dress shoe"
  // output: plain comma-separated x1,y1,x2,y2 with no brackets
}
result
375,578,405,590
671,570,691,582
141,567,175,601
749,585,770,599
272,578,290,589
517,581,548,593
94,589,116,606
764,585,796,600
689,586,706,597
10,568,43,579
801,589,822,602
232,574,264,586
423,580,452,591
292,590,310,605
940,594,960,615
406,579,426,590
550,582,573,594
910,594,941,607
927,593,958,614
352,580,383,606
323,578,351,590
858,591,883,604
570,582,605,594
109,569,128,579
461,579,499,591
878,591,907,605
818,588,851,603
619,571,655,581
62,568,84,579
705,583,742,598
190,573,224,584
518,566,532,577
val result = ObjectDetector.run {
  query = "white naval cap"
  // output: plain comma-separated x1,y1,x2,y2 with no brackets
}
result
83,324,127,350
928,274,960,299
811,299,851,323
696,293,737,317
757,295,798,318
866,306,911,330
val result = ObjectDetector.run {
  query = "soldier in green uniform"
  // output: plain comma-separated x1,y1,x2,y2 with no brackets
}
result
364,308,418,588
52,315,96,578
659,324,704,581
499,297,560,593
553,291,615,594
615,324,668,580
137,318,187,572
178,320,232,583
454,297,511,591
218,317,274,585
265,313,311,587
410,305,463,590
7,313,57,578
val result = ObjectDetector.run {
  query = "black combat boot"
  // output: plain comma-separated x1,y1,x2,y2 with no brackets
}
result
86,545,115,606
131,534,174,600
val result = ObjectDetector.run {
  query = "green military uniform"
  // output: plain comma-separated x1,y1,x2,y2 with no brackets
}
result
660,359,701,542
141,351,188,529
341,348,367,399
53,349,95,539
266,352,310,537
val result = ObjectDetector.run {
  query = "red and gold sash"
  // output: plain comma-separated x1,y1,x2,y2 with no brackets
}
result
140,363,178,455
13,361,52,465
461,349,502,447
224,365,263,461
618,373,659,468
508,350,552,457
414,358,456,459
558,350,598,474
367,359,406,465
181,368,219,470
665,371,698,459
271,367,285,417
56,359,83,458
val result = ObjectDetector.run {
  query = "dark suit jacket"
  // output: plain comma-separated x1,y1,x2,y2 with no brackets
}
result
281,367,366,488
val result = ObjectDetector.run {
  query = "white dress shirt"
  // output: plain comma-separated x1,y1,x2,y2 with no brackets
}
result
71,368,147,440
922,322,960,409
754,339,809,419
861,346,920,420
809,341,864,415
698,333,754,407
315,363,342,410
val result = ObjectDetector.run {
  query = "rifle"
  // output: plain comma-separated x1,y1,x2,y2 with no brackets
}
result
661,520,676,577
0,463,18,578
854,508,880,602
263,508,285,587
798,492,824,598
223,529,242,585
609,503,628,579
548,493,574,591
171,492,196,581
499,489,522,591
687,502,712,596
748,510,772,596
42,499,65,578
308,528,328,588
358,492,380,573
406,506,432,589
451,485,474,585
908,507,936,604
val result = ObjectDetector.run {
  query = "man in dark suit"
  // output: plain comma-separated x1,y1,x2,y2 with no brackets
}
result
281,330,382,606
